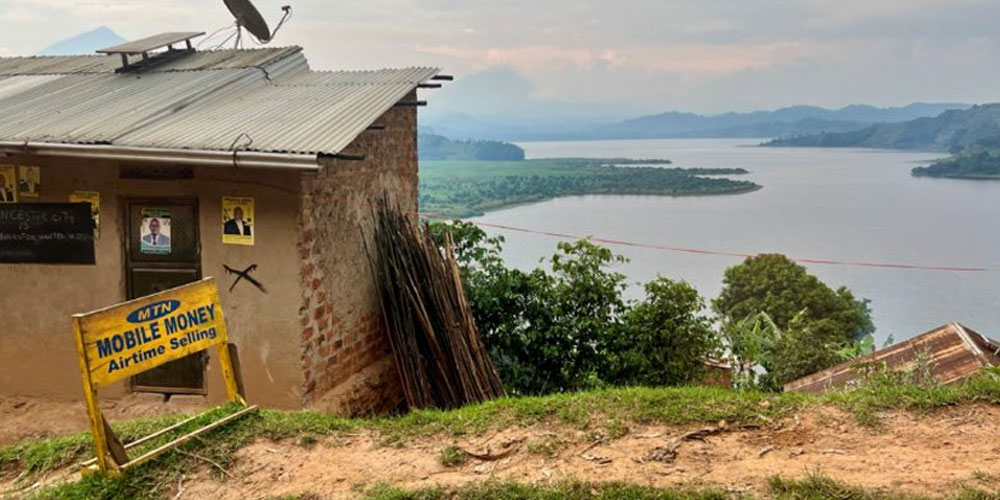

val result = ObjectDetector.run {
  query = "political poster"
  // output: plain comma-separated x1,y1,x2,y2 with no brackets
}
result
0,165,16,203
222,196,254,246
139,208,172,255
18,165,40,198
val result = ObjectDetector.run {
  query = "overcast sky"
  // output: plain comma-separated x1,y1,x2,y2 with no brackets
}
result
1,0,998,116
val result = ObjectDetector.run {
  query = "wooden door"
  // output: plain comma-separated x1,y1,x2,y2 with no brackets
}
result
124,198,206,395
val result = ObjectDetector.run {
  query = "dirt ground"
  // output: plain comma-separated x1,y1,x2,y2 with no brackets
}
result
3,400,1000,499
0,394,209,446
172,404,1000,499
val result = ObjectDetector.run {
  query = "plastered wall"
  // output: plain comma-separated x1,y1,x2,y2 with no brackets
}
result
0,158,305,408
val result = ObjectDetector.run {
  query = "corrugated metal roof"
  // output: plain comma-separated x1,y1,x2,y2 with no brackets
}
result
784,322,1000,394
0,47,438,158
120,67,439,154
0,47,302,75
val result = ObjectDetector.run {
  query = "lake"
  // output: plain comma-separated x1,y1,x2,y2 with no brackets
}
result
471,138,1000,344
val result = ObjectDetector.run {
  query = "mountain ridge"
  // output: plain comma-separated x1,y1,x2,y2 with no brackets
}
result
581,103,971,141
764,103,1000,151
38,26,126,56
423,102,970,142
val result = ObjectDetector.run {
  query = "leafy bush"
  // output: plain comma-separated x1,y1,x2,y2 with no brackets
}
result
429,221,719,395
609,277,720,387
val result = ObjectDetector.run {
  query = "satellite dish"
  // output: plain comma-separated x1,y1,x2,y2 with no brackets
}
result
223,0,292,46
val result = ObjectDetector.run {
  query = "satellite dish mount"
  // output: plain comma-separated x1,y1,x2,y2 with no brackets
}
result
223,0,292,48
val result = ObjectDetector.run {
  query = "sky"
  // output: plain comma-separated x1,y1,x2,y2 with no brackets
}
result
1,0,999,120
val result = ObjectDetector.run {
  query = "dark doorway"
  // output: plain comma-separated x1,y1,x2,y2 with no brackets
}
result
124,198,206,395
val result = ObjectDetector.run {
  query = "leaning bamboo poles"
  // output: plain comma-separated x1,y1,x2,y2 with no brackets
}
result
364,200,505,409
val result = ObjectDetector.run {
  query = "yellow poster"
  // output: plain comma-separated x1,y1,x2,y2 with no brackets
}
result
222,196,254,246
18,165,40,198
74,278,229,389
0,165,16,203
70,190,100,235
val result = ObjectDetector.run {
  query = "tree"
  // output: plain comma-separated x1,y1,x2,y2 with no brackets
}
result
610,277,719,387
429,221,719,395
714,254,874,388
496,240,628,395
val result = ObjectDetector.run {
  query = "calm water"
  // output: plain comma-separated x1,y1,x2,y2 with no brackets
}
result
471,138,1000,343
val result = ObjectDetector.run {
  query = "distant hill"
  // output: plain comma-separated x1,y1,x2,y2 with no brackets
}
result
418,133,525,161
765,104,1000,151
39,27,126,56
581,103,971,141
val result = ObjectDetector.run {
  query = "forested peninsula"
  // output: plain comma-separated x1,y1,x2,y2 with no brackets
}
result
419,159,758,217
912,147,1000,179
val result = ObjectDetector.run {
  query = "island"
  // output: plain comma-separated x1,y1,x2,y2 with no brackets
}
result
419,158,759,218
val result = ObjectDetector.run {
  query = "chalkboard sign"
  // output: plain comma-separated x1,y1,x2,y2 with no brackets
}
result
0,203,96,264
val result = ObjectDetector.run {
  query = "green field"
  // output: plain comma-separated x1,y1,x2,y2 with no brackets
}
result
419,159,759,218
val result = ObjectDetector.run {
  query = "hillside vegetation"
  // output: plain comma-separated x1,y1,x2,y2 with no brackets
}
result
912,146,1000,179
418,133,525,161
419,159,755,217
765,103,1000,151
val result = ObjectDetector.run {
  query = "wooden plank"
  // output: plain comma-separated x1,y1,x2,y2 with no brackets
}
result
121,405,258,471
80,410,210,467
102,414,129,466
226,343,247,401
73,316,112,474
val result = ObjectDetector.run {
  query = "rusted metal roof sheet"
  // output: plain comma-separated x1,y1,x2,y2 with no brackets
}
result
784,323,1000,394
0,47,438,157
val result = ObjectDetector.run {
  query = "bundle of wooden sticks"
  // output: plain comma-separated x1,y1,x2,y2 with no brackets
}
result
364,201,505,409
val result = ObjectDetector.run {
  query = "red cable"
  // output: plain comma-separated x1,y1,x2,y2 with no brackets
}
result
416,212,993,273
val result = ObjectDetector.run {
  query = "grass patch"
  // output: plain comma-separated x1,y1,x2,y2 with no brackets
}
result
2,368,999,499
525,434,566,459
363,475,1000,500
364,480,732,500
767,474,1000,500
438,445,469,467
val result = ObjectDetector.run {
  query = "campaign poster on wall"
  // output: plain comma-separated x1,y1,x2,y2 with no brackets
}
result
0,165,16,203
140,207,172,255
222,196,254,246
18,166,40,198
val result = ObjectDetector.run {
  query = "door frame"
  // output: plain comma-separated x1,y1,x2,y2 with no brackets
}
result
123,197,206,395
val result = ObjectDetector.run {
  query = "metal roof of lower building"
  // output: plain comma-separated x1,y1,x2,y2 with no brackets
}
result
784,322,1000,394
0,46,439,163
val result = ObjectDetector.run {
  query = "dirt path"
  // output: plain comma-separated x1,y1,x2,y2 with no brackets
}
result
0,394,209,446
174,404,1000,499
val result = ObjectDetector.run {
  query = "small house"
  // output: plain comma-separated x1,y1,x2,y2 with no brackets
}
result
0,33,445,413
784,322,1000,394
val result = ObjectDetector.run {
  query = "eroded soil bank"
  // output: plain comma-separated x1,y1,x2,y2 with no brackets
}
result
172,404,1000,499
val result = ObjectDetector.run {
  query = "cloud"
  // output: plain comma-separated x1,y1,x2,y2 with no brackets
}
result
1,0,999,113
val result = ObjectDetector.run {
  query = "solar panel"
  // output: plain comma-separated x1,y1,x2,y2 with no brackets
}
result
97,32,205,56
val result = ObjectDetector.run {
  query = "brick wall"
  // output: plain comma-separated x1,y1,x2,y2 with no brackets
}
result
298,92,419,413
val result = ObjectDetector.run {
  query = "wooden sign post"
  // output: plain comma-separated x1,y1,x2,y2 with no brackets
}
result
73,277,255,475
